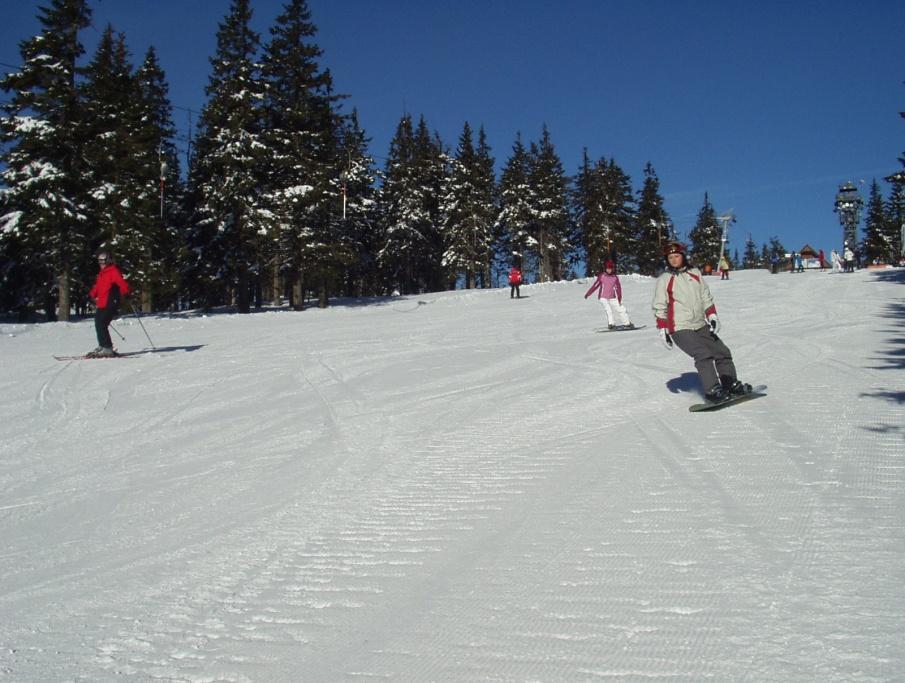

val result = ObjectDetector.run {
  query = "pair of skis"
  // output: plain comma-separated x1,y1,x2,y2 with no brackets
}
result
53,351,143,361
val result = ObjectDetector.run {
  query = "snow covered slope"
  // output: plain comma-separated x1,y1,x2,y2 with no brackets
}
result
1,268,903,681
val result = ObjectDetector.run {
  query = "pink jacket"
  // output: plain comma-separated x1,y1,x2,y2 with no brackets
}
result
584,272,622,303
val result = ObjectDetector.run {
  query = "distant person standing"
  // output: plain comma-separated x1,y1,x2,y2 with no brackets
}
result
88,251,130,357
718,254,730,280
818,248,826,270
843,245,855,272
584,260,633,329
508,265,522,299
831,249,842,273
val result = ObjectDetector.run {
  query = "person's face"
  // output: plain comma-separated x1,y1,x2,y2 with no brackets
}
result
98,257,108,268
667,252,684,267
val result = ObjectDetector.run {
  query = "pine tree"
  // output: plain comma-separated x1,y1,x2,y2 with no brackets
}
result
743,234,759,269
474,127,498,287
379,114,424,294
133,46,184,312
336,110,379,297
413,120,446,291
634,163,672,275
688,193,722,271
863,179,889,263
572,150,597,275
300,91,355,309
378,114,444,294
599,158,635,270
439,122,496,289
886,181,905,263
572,153,634,275
766,236,786,269
259,0,342,308
81,26,174,313
496,133,534,276
528,125,571,282
185,0,269,313
0,0,92,320
82,27,138,249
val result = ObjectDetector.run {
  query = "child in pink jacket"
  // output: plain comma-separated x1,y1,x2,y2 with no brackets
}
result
584,260,634,329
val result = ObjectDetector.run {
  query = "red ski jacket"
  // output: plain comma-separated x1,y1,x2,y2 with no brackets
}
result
90,264,130,309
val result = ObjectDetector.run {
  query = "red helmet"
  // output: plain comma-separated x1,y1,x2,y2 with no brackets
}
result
662,241,686,257
604,259,615,270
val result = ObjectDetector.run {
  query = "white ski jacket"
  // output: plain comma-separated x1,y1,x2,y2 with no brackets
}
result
652,267,717,333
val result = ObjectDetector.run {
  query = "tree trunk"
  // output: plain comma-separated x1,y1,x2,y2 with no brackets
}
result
236,269,250,313
141,289,153,313
291,270,304,310
272,261,281,307
57,268,70,321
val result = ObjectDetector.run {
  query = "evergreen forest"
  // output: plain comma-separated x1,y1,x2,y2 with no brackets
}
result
2,0,904,320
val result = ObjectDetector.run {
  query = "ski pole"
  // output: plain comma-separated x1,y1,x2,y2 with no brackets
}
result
109,322,126,341
128,300,156,349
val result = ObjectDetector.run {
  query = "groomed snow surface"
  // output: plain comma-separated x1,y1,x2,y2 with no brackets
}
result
1,268,903,682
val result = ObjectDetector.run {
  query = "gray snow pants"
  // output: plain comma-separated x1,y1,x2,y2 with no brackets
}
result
671,326,737,393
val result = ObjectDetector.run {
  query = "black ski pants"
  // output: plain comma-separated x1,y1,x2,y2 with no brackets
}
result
671,326,737,392
94,306,118,349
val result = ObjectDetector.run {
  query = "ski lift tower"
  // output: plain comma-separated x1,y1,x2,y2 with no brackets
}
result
834,181,863,249
716,212,734,273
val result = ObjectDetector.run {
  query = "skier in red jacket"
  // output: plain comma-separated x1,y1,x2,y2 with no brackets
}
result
508,266,523,299
87,251,130,357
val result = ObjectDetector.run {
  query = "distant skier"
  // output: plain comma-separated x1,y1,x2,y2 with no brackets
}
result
843,244,855,272
584,260,633,329
508,266,523,299
831,249,843,273
718,254,730,280
652,242,749,403
87,251,130,357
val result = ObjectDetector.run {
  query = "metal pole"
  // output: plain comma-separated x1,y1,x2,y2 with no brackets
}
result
128,301,156,349
159,146,167,221
716,215,732,274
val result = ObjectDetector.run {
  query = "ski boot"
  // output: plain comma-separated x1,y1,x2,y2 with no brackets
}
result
704,383,730,404
725,380,752,397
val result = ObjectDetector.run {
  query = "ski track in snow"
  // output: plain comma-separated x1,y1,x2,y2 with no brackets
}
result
0,269,903,681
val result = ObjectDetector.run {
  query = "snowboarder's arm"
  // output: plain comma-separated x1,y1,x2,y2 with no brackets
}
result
651,275,670,323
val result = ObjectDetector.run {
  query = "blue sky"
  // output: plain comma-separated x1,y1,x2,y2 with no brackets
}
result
2,0,903,256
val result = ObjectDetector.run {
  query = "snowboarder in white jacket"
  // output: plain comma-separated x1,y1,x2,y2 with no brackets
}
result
652,242,749,403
